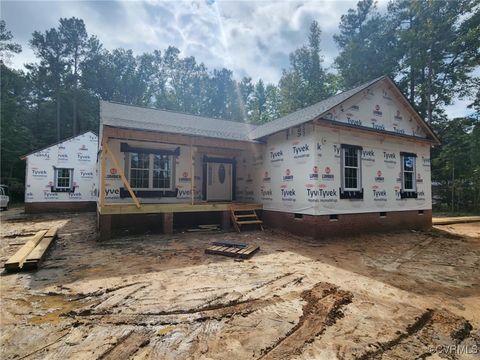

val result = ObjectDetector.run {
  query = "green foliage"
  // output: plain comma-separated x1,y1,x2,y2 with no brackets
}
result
279,21,337,115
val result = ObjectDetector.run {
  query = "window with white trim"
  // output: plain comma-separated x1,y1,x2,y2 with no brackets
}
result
129,153,173,190
340,144,363,199
54,168,73,192
401,153,416,191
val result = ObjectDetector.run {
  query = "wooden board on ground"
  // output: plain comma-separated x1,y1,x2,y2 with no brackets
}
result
4,230,48,272
4,227,58,272
205,243,259,259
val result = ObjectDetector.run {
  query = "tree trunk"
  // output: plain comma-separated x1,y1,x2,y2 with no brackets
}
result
451,163,455,213
56,87,61,142
73,50,78,136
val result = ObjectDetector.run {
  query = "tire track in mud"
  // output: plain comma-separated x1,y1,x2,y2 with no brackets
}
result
258,282,353,360
97,330,151,360
353,309,474,360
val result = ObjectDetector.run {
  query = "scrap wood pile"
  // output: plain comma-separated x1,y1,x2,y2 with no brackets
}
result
4,227,58,272
205,241,259,259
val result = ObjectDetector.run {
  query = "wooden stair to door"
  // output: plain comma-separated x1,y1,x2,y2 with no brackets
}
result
231,209,263,232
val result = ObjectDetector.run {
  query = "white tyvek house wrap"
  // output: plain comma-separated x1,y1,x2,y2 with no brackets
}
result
25,132,98,203
249,86,432,215
324,82,427,138
102,139,208,203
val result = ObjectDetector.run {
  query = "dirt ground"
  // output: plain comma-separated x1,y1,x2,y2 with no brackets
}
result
1,208,479,359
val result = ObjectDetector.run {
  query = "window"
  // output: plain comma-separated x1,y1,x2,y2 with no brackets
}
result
401,154,416,191
129,153,173,190
54,168,73,192
400,152,417,199
340,144,363,199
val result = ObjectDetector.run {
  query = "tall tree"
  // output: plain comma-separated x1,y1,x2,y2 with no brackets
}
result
279,20,335,115
388,0,479,123
60,17,92,135
0,20,22,64
334,0,399,88
30,27,69,141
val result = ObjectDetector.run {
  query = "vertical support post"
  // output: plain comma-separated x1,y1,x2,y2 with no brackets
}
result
221,210,231,231
190,142,194,205
99,137,107,209
98,214,112,241
162,212,174,235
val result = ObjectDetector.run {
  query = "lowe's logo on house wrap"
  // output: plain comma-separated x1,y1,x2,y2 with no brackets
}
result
79,144,88,151
372,189,387,201
270,149,284,163
179,172,191,182
373,104,383,117
309,166,319,180
375,170,385,182
280,188,296,202
246,174,253,183
32,169,47,178
262,171,271,183
283,169,294,181
34,151,50,160
261,189,273,201
321,167,334,181
77,153,91,162
292,143,310,159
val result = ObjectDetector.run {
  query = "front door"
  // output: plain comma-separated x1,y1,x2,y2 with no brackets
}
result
207,162,232,201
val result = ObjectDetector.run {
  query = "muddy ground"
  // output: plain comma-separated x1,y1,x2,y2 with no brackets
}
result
0,208,479,359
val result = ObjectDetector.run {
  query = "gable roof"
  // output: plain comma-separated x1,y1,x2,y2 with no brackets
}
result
20,131,98,160
249,76,384,139
100,101,257,142
249,76,440,144
100,76,440,145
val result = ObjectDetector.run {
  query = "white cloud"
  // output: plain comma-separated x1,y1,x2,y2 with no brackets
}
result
2,0,477,117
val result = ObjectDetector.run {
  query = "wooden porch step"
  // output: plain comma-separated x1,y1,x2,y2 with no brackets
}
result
237,220,263,225
235,214,257,218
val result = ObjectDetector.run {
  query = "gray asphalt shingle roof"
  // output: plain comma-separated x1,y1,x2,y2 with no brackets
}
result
248,76,384,139
100,76,439,144
100,101,257,142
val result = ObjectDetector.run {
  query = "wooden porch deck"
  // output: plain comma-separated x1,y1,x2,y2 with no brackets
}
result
98,202,263,215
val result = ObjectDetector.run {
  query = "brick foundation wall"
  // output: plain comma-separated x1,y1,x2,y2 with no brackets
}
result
25,201,96,214
262,209,432,239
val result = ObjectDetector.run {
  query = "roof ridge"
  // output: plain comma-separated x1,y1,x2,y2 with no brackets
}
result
101,100,255,127
248,75,386,139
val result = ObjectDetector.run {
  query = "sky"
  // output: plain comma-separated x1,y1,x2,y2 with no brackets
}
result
1,0,476,118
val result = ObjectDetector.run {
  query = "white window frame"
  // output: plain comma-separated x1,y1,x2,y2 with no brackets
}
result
341,145,362,192
54,168,73,190
127,153,174,191
401,154,416,192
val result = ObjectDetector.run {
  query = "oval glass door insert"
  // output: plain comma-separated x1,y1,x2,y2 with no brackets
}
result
218,164,226,184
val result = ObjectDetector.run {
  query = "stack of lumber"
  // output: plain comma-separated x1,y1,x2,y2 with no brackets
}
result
4,227,58,272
